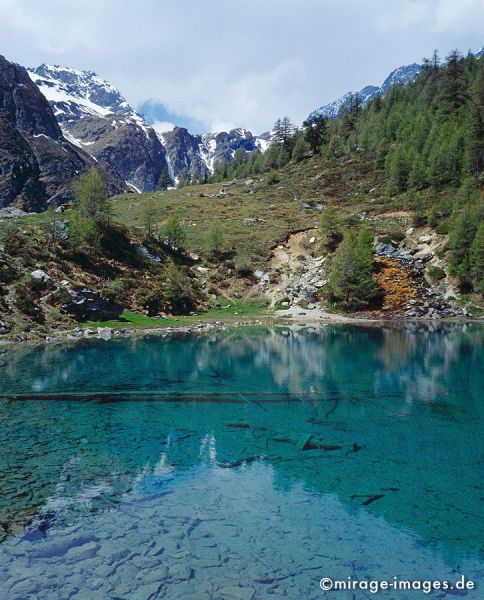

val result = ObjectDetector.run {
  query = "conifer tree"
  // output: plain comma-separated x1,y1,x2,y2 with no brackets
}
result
326,227,379,310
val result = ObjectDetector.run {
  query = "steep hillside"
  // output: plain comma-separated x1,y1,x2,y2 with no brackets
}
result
0,55,123,211
28,64,168,192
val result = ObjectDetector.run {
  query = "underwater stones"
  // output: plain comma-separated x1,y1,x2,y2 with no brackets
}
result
65,541,99,561
167,560,193,583
220,585,256,600
131,581,165,600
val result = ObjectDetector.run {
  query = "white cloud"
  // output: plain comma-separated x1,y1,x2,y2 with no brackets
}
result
151,121,175,134
0,0,482,133
377,0,484,33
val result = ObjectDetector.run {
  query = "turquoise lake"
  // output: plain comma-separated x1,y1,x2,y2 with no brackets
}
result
0,323,482,599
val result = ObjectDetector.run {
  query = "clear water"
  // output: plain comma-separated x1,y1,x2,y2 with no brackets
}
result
0,323,482,599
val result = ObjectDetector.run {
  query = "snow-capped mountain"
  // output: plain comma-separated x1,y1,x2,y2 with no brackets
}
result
0,55,124,211
308,63,422,120
29,64,272,185
28,65,168,192
309,46,483,121
156,126,273,181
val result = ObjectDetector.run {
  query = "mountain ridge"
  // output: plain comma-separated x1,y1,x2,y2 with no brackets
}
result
0,55,124,211
28,64,168,192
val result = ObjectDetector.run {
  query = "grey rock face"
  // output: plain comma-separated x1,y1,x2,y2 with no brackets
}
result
157,126,208,182
0,55,125,210
159,126,271,181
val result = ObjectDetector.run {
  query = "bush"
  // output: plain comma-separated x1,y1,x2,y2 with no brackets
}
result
234,249,254,277
104,278,131,302
204,223,224,257
427,264,446,282
266,171,280,186
319,206,343,251
0,256,18,284
159,217,187,252
164,264,198,314
13,276,46,322
412,211,427,227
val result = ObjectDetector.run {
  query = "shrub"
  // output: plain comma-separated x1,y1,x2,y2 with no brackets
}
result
234,249,254,277
159,217,187,252
319,206,343,251
164,264,198,314
204,223,224,257
0,256,18,284
427,264,446,282
13,276,46,322
412,211,427,227
266,171,280,186
104,278,131,302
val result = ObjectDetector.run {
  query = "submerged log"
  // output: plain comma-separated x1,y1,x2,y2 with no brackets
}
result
221,456,263,469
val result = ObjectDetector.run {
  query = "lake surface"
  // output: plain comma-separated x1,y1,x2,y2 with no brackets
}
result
0,323,482,599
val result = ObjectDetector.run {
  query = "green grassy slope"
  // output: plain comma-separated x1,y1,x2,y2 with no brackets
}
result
112,155,385,267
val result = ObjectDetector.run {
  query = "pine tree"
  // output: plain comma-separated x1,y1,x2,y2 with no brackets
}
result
386,144,412,193
319,206,343,250
466,64,484,177
142,197,157,238
292,136,310,162
470,222,484,293
273,116,295,152
448,208,479,286
326,227,379,310
439,50,468,114
72,168,111,225
204,223,224,257
302,115,328,153
160,217,186,252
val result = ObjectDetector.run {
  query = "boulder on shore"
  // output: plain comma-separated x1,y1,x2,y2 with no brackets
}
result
62,287,123,322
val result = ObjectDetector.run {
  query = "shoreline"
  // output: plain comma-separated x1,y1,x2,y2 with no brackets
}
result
0,308,482,349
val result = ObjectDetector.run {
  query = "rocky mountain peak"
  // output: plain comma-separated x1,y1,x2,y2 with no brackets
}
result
28,63,167,192
0,54,125,211
0,55,62,140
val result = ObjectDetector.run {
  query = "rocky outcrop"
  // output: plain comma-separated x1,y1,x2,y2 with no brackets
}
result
159,127,272,181
0,55,124,211
65,116,167,192
158,127,209,182
28,65,168,192
62,286,123,322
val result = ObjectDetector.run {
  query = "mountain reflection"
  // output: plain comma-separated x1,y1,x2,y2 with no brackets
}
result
0,323,482,563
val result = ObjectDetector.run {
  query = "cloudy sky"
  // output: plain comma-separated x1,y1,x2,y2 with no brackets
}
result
0,0,482,133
